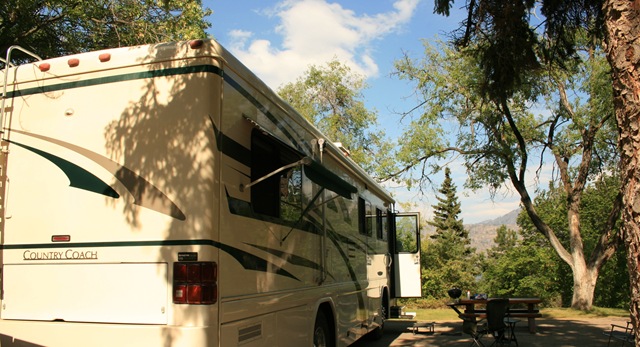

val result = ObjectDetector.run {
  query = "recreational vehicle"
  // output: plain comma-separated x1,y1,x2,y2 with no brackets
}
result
0,40,421,347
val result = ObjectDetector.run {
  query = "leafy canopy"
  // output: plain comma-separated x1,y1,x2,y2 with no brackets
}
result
1,0,212,61
278,59,393,175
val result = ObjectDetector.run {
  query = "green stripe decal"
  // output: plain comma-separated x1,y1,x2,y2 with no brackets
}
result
8,131,186,221
9,140,119,198
4,65,223,98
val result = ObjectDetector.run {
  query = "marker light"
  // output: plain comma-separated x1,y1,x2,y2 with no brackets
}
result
173,262,217,305
51,235,71,242
189,40,204,49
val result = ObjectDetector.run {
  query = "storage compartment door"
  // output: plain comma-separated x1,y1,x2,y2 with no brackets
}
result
2,263,168,324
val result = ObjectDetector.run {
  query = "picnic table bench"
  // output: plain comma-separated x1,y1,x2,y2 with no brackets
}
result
448,297,542,333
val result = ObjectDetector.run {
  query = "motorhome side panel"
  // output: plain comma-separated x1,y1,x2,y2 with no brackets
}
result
215,54,375,346
0,43,222,346
217,59,327,346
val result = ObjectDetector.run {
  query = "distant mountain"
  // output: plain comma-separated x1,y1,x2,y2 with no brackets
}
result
475,208,520,226
466,208,521,252
422,208,522,253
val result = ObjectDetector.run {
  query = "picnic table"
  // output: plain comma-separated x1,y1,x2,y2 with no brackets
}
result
447,297,542,333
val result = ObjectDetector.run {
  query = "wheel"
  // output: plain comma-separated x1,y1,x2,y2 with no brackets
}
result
313,310,334,347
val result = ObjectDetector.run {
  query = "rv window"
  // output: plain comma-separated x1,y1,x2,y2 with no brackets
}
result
280,166,302,221
381,210,389,241
377,208,388,241
358,198,373,236
251,130,302,222
395,215,418,253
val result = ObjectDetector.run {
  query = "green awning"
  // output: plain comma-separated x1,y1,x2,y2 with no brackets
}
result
303,159,357,199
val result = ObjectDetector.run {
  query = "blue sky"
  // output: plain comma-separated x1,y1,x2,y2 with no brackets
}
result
203,0,522,224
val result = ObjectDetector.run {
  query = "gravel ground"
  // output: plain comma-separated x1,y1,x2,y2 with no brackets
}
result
350,316,632,347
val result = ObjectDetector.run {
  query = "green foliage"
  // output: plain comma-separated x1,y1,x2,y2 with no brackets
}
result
475,174,627,309
433,0,604,102
277,59,392,174
479,225,563,305
596,250,630,309
1,0,212,61
428,168,473,259
391,38,549,194
492,225,517,251
429,169,465,234
421,168,478,298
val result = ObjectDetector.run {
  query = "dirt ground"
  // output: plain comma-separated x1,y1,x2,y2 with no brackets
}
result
350,316,633,347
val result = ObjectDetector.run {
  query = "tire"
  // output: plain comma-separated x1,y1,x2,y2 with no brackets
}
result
313,310,334,347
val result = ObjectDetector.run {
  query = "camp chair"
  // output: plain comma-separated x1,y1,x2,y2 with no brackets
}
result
604,321,634,346
460,298,513,346
461,317,486,347
483,298,512,346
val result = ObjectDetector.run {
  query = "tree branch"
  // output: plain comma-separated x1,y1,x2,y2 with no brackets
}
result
589,191,623,269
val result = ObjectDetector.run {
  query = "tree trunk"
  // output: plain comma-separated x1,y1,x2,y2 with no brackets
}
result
568,204,598,310
603,0,640,343
520,188,602,309
571,259,597,310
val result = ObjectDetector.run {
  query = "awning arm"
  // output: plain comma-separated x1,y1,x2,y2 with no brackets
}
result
240,157,311,191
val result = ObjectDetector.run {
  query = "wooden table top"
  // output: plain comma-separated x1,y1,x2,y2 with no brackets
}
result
449,297,541,305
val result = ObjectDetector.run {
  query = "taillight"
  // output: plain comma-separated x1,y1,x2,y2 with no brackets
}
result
173,262,217,305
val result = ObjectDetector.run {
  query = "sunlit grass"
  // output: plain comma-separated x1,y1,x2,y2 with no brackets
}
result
399,306,630,321
541,307,629,318
401,308,458,321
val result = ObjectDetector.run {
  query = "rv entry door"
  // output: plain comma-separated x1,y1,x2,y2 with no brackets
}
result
390,212,422,298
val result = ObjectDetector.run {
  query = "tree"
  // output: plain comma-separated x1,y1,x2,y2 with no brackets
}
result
421,167,476,298
277,59,392,174
428,167,472,258
479,224,561,303
516,175,629,308
492,225,517,252
1,0,212,61
481,175,628,308
602,0,640,338
393,34,618,310
429,0,640,336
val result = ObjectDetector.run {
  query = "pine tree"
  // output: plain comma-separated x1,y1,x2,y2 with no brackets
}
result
428,167,472,260
420,167,477,298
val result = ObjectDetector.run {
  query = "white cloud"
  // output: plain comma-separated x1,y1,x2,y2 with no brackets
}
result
228,29,253,44
224,0,419,89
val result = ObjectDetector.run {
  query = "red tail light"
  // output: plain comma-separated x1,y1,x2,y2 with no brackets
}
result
173,262,217,305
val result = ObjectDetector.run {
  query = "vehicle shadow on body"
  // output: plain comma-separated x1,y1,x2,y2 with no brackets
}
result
0,334,45,346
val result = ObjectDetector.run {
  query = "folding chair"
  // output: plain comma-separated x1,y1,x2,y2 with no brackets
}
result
604,321,634,346
461,317,486,347
482,298,512,346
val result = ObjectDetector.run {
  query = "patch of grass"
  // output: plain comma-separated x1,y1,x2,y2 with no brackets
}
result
400,306,629,321
401,308,459,321
541,307,629,319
